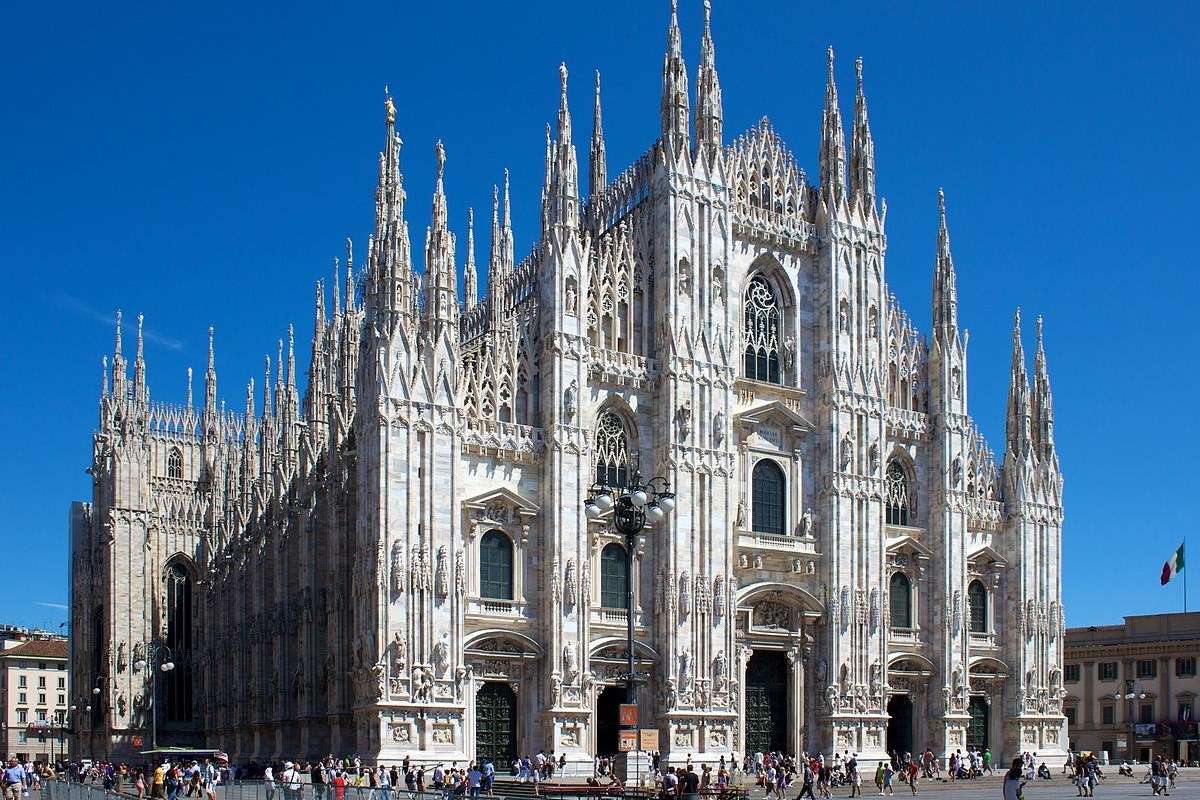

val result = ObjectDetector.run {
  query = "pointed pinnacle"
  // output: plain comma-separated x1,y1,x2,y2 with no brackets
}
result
503,168,512,227
207,325,215,370
114,309,123,356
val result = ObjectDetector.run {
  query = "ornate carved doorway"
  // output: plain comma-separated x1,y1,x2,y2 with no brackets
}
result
475,682,517,766
745,651,788,754
967,696,989,753
886,695,914,757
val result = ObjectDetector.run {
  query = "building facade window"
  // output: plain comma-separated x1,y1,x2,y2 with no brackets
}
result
18,692,26,704
600,543,629,610
37,676,45,688
1139,703,1154,724
1101,705,1115,725
17,675,25,688
167,447,183,479
743,276,781,384
1064,707,1077,726
56,677,64,689
57,694,65,706
16,710,26,723
889,572,913,629
478,530,514,600
751,460,786,535
164,559,194,724
1098,662,1118,681
967,580,987,633
1177,657,1196,677
884,461,914,526
594,410,632,489
1065,664,1081,683
1179,702,1194,721
1137,659,1157,679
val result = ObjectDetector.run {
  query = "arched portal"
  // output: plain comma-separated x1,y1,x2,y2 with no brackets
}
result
475,682,517,766
595,685,624,757
744,651,788,754
967,696,990,752
887,695,914,757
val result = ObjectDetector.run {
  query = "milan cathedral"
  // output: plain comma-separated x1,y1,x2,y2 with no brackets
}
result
68,1,1067,770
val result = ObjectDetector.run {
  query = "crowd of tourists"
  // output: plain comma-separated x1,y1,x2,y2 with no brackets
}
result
8,746,1190,800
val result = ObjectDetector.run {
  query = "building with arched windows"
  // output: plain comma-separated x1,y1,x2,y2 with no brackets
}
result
68,2,1066,770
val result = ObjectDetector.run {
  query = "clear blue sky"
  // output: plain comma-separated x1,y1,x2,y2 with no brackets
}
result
1,1,1196,630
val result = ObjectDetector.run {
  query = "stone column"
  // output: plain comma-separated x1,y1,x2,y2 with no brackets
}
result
787,645,804,754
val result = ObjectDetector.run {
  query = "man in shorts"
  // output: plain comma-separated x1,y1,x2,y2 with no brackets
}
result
4,757,24,800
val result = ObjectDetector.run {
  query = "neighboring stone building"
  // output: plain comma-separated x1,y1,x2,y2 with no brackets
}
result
1064,613,1200,763
0,628,70,763
67,2,1066,768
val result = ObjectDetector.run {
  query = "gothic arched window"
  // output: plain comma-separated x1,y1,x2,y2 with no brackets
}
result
167,448,183,479
751,459,786,536
600,543,629,609
743,276,781,384
968,579,987,634
479,530,514,600
890,572,912,629
594,410,632,489
885,460,914,526
163,559,194,723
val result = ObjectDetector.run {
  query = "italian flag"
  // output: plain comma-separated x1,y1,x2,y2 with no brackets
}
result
1161,542,1185,586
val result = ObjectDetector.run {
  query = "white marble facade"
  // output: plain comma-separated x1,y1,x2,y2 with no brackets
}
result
68,2,1067,770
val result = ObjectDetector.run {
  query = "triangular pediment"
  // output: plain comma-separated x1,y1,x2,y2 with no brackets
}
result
966,544,1008,568
463,486,540,519
886,532,933,558
735,400,815,433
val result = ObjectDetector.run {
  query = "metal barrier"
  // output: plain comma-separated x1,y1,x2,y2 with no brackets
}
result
44,782,124,800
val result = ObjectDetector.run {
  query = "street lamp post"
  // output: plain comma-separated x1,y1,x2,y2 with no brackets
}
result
1114,678,1147,763
132,642,177,754
585,471,675,784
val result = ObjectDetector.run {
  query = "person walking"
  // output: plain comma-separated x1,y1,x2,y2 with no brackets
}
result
796,760,815,800
848,754,862,798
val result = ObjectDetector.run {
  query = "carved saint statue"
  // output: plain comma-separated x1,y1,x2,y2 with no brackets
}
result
563,560,577,609
116,641,127,673
563,644,579,684
800,508,814,537
840,432,854,471
736,499,747,529
713,411,725,447
679,649,693,690
783,335,795,371
391,632,407,673
432,637,450,677
713,650,728,690
676,400,693,441
435,546,449,597
563,379,577,423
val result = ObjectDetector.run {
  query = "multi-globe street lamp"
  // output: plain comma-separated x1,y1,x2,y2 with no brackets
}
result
1113,678,1148,763
133,641,177,753
584,471,674,780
